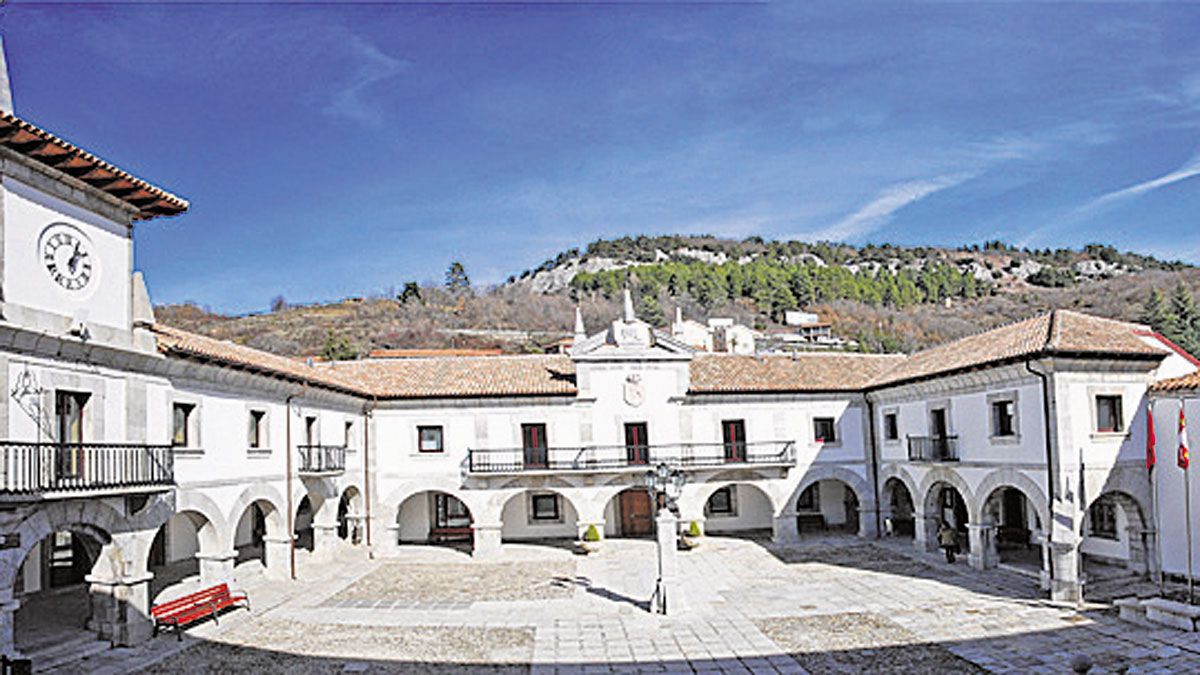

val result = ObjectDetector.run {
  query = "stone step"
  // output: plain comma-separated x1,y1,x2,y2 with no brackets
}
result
29,633,109,673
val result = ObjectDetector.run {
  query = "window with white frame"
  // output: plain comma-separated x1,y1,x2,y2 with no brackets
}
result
530,493,561,522
991,399,1016,437
172,403,196,447
883,412,899,441
418,426,444,453
813,417,837,444
1095,395,1124,433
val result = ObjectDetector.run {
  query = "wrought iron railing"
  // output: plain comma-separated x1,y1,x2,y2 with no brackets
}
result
467,441,795,474
907,435,959,462
0,442,174,494
298,444,347,474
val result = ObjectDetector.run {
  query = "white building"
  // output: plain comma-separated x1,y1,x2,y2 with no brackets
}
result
0,56,1197,660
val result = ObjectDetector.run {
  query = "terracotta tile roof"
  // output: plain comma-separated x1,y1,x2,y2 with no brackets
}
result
688,353,905,394
0,112,188,220
152,325,363,394
366,348,504,359
871,309,1166,388
322,355,577,399
1151,371,1200,393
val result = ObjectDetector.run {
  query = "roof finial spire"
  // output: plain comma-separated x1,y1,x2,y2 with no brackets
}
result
573,305,586,342
623,288,636,322
0,36,13,114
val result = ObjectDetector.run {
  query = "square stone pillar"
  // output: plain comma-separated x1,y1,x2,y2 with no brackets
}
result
472,523,502,559
651,510,686,615
1049,541,1082,603
1037,533,1052,591
968,524,998,570
196,550,237,585
86,572,154,647
262,535,293,580
914,513,938,552
312,522,341,556
772,512,799,545
0,596,20,657
857,506,878,538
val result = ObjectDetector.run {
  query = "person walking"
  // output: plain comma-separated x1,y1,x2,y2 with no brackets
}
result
938,520,958,563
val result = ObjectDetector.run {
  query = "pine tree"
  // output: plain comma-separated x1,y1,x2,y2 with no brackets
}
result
638,294,665,326
1141,288,1172,331
445,261,471,295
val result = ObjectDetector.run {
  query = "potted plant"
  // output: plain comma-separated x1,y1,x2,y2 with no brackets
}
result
679,520,702,550
577,524,602,555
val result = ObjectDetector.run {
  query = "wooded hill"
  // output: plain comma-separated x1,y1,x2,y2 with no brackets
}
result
156,236,1200,359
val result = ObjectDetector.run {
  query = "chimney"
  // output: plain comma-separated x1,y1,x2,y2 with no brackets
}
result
573,305,586,343
623,288,636,322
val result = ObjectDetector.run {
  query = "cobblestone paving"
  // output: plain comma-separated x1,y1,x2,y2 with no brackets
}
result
335,560,577,603
55,538,1200,674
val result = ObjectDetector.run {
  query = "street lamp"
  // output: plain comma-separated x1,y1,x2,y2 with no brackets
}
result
643,462,686,614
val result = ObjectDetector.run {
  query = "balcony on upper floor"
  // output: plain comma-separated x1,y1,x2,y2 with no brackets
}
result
466,440,796,475
0,442,174,500
906,435,959,462
298,444,347,476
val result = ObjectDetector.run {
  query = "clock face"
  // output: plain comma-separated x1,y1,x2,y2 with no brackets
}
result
39,224,95,292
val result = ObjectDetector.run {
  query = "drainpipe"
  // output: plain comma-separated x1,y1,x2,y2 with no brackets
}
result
285,392,296,581
865,394,881,538
363,396,376,549
1025,359,1055,588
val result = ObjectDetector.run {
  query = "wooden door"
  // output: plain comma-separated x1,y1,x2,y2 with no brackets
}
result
619,490,654,536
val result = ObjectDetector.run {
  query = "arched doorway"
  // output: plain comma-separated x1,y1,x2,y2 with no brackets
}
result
337,487,364,544
981,486,1043,571
604,487,655,538
924,482,969,552
1083,491,1149,579
883,478,916,539
294,495,315,552
233,500,275,566
703,483,774,536
500,490,579,543
13,528,109,655
395,491,474,552
795,480,860,536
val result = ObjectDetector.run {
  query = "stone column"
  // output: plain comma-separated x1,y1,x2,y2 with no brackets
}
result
914,512,938,552
86,571,154,647
0,593,20,657
1049,540,1082,603
967,524,998,570
311,516,341,557
262,535,293,580
1037,533,1052,591
196,550,237,585
651,509,686,615
772,511,799,545
857,506,878,538
472,523,502,559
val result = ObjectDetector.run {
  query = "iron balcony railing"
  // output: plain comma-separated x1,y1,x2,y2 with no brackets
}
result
298,444,347,474
0,442,174,495
907,435,959,462
467,441,795,474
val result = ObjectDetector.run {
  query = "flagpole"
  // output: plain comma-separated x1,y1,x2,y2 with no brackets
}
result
1184,397,1195,606
1150,400,1164,593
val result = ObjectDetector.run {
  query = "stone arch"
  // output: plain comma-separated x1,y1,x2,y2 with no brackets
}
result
878,464,920,509
696,482,776,535
173,489,230,550
973,468,1049,527
917,466,975,519
792,465,870,513
498,488,582,542
1083,489,1151,576
227,484,288,539
383,478,484,521
1,500,129,591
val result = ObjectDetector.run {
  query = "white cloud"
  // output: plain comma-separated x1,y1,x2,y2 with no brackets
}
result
796,173,973,243
1083,150,1200,211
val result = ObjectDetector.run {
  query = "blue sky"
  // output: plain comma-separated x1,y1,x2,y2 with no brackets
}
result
3,2,1200,313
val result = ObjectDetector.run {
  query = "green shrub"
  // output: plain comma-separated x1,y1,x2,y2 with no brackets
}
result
583,524,601,542
686,521,702,537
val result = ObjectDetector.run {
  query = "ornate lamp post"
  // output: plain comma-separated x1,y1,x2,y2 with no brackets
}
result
643,462,686,614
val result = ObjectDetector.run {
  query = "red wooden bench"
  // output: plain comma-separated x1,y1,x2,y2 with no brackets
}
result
151,583,249,640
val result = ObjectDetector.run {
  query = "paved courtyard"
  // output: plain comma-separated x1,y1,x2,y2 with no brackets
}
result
43,536,1200,674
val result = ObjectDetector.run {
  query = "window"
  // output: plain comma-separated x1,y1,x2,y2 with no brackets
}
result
624,422,649,465
172,403,195,447
531,494,560,521
707,486,735,516
813,417,837,444
344,420,355,448
418,426,444,453
883,412,898,441
56,391,88,444
722,420,746,461
1096,395,1124,433
1089,501,1118,540
434,493,471,529
797,483,820,511
248,410,266,448
522,423,548,467
304,416,318,446
991,400,1016,437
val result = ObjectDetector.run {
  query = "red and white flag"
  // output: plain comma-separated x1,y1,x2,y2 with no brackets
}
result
1147,405,1157,470
1180,405,1190,471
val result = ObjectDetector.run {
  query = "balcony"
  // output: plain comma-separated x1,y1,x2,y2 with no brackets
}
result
466,441,796,475
907,435,959,462
298,444,347,476
0,442,174,498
